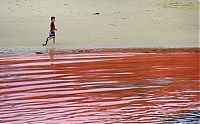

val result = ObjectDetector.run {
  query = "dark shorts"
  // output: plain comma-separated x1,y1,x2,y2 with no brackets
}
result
50,31,56,38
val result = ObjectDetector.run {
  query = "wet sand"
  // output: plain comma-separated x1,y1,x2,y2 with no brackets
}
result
42,48,200,54
0,51,199,123
0,47,199,57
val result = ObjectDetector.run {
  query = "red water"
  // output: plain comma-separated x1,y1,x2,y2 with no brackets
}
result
0,51,199,123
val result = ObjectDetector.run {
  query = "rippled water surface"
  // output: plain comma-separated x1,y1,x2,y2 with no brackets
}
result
0,51,199,124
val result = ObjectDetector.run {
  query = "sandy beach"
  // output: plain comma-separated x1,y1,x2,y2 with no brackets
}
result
0,0,199,54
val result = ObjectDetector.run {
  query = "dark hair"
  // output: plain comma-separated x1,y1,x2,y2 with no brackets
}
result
51,16,55,20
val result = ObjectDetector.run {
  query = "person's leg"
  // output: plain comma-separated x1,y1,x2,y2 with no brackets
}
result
43,36,52,46
43,36,49,46
53,38,55,44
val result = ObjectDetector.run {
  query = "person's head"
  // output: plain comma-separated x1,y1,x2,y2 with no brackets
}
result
51,16,55,22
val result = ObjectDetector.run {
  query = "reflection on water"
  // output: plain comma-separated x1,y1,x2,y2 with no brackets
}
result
0,51,199,124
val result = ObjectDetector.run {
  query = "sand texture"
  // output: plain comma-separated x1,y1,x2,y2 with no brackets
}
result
0,0,199,54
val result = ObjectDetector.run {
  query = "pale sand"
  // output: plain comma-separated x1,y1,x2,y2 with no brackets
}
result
0,0,199,54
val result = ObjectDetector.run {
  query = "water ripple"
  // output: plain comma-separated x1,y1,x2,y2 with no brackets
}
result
0,52,199,123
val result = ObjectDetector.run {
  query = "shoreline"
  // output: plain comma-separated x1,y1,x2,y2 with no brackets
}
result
55,48,200,54
0,47,199,57
37,47,200,56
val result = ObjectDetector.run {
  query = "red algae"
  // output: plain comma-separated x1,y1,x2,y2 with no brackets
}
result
0,51,199,123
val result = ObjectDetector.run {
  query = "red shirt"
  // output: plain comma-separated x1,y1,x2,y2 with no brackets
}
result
50,22,56,32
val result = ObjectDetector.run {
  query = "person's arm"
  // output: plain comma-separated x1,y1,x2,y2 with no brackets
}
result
55,24,57,31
